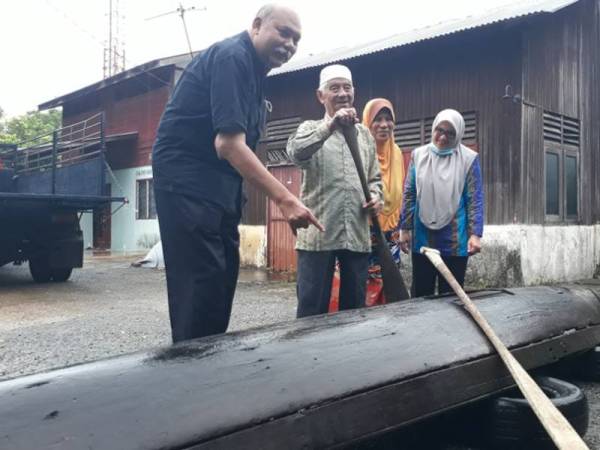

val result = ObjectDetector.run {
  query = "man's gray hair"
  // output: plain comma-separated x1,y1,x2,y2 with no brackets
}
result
255,4,276,20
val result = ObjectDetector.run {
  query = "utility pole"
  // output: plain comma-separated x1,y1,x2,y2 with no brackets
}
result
104,0,126,78
146,3,206,58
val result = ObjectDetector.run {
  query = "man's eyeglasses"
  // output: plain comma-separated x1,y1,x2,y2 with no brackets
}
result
434,127,456,138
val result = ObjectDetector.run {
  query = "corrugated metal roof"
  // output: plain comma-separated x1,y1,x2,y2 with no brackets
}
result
39,0,578,110
270,0,579,76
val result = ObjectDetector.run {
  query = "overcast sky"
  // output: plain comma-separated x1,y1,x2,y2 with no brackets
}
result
1,0,522,118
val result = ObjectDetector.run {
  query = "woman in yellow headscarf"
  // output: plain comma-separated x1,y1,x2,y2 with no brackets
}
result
330,98,405,310
363,98,405,305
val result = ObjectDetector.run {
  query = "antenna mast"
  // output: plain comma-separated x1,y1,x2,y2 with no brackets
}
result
103,0,126,78
146,3,206,58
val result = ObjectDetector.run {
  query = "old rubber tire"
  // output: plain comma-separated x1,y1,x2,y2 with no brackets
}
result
50,267,73,282
490,376,588,449
29,257,52,283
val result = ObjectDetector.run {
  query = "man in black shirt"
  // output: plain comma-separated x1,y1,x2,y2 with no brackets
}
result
153,4,322,343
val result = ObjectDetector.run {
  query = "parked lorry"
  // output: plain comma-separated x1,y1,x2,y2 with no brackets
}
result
0,113,123,282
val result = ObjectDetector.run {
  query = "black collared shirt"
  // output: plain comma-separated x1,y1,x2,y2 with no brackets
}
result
152,31,267,214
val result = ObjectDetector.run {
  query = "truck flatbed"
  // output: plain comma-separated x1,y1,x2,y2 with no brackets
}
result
0,192,125,211
0,114,125,281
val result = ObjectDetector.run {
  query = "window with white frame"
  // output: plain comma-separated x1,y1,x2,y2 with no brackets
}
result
543,111,579,221
136,178,156,220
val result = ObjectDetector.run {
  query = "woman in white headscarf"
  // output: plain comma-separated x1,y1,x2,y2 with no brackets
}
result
399,109,483,296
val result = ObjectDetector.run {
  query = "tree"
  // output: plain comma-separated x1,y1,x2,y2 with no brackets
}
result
0,109,62,145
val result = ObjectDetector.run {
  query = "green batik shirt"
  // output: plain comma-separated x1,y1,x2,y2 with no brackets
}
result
287,118,382,253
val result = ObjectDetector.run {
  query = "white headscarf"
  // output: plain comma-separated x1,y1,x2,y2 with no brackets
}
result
413,109,478,230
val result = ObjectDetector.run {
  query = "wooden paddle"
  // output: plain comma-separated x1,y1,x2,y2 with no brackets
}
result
342,125,410,302
420,246,589,450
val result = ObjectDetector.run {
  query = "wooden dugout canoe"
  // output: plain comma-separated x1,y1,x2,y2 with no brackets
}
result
1,286,599,450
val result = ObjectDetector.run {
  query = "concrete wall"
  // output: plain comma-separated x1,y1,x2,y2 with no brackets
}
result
80,211,93,250
394,225,600,289
239,224,600,285
81,187,600,285
239,225,266,268
468,225,600,287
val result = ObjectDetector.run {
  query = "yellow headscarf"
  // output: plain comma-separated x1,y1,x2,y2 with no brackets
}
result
362,98,405,232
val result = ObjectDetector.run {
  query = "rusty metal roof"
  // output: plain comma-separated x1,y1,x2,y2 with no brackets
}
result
270,0,579,76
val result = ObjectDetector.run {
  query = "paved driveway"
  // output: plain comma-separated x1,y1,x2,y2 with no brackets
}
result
0,253,297,378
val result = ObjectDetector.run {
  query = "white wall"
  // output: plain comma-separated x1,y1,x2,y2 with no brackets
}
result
79,164,269,261
239,225,266,268
81,178,600,284
468,224,600,286
109,166,160,253
231,224,600,281
80,211,93,249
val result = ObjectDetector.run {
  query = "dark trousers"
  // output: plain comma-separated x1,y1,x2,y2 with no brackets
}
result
155,189,240,343
296,250,369,318
411,252,468,297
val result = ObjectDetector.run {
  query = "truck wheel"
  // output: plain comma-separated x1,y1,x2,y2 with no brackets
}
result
51,267,73,282
29,258,52,283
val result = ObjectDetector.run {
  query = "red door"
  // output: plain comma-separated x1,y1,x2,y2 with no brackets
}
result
267,165,301,272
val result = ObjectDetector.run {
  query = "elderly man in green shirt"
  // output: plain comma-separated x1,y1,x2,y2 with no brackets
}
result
287,64,383,318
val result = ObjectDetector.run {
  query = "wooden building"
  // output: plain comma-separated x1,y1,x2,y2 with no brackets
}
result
260,0,600,283
38,0,599,283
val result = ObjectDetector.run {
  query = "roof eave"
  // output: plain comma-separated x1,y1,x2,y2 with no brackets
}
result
38,52,196,111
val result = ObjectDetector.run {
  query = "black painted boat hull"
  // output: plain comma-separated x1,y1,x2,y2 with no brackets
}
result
1,286,599,449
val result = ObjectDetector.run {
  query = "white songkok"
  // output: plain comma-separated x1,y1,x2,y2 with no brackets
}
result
318,64,352,90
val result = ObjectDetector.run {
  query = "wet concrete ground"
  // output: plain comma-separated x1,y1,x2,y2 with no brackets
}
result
0,252,299,378
0,252,598,449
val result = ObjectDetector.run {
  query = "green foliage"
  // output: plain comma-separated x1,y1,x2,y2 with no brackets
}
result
0,109,62,145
